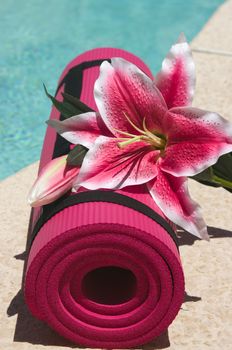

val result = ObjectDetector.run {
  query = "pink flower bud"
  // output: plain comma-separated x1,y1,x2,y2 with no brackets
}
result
28,155,79,207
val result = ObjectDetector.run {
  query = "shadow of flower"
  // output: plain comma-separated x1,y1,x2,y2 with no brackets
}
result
177,226,232,246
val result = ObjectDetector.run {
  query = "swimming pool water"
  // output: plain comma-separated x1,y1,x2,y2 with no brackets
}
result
0,0,224,180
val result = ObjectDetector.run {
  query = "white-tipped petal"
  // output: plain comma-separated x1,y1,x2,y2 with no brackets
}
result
155,33,195,108
147,170,209,240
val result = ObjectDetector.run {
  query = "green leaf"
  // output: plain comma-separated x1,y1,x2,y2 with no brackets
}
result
190,167,220,189
190,174,221,189
191,152,232,193
67,144,88,167
191,167,213,182
61,92,93,113
43,84,86,119
213,152,232,182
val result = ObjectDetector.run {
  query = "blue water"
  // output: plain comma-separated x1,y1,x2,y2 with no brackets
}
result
0,0,224,180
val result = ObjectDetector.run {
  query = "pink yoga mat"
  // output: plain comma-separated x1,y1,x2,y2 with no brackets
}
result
24,48,185,348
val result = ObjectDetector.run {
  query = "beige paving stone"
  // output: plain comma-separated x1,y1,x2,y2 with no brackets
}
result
191,0,232,53
1,1,232,349
192,52,232,121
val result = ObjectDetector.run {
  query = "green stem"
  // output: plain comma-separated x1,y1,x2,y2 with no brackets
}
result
212,175,232,189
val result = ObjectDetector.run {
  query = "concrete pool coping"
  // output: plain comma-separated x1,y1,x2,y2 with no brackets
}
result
1,1,232,348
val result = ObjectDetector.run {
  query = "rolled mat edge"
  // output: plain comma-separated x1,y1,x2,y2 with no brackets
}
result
25,188,184,348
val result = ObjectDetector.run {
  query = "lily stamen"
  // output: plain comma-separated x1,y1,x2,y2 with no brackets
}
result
114,112,167,150
112,127,137,138
142,117,165,148
142,117,154,139
123,112,147,135
117,135,147,148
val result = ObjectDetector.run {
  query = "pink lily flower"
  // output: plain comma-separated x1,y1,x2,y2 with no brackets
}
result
49,35,232,240
28,155,80,207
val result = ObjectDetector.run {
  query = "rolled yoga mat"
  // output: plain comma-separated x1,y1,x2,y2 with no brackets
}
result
24,48,185,348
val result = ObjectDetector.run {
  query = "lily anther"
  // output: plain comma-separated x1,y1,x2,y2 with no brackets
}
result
113,112,167,150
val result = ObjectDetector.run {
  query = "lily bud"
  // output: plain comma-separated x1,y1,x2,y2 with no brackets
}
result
28,155,79,207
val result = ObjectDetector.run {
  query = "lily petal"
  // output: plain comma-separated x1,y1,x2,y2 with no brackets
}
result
155,33,195,108
94,58,167,138
47,112,112,148
28,155,80,207
73,135,159,190
160,107,232,176
147,169,209,240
